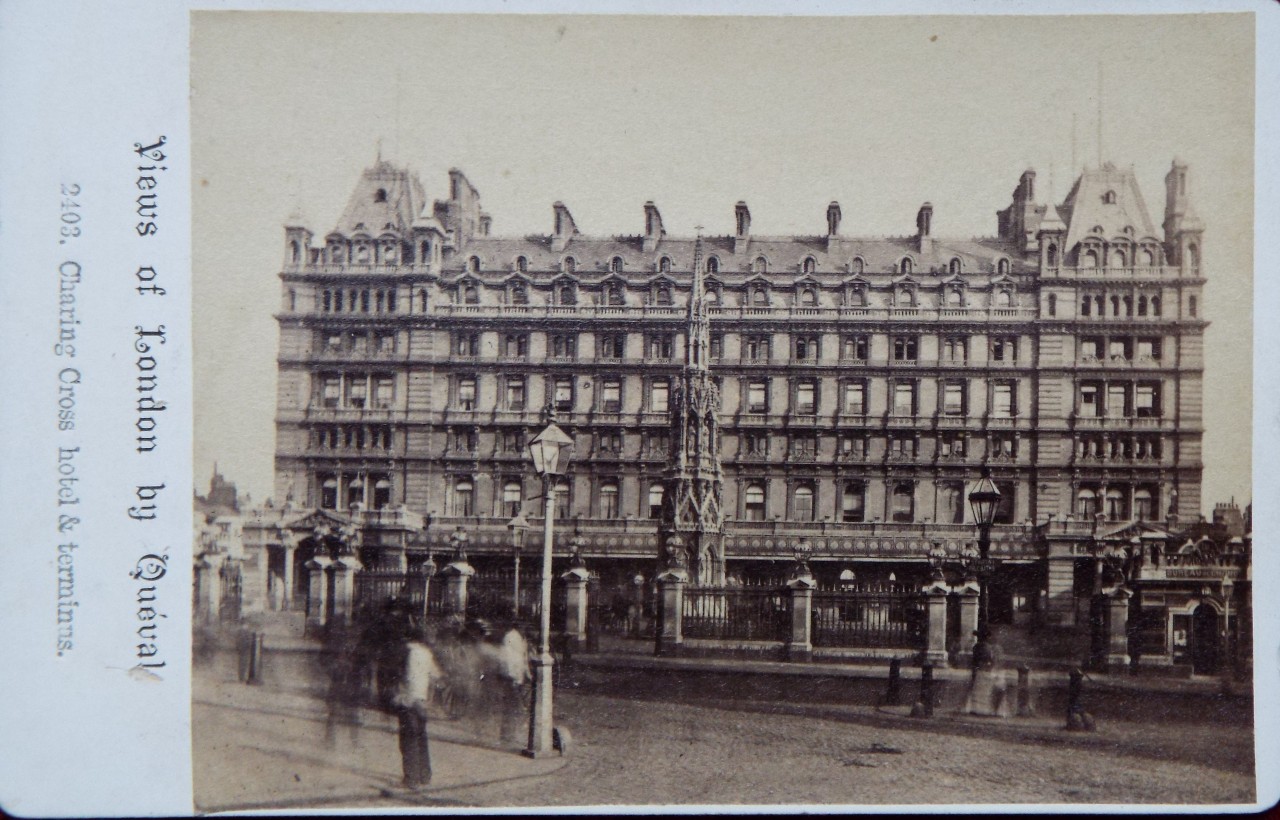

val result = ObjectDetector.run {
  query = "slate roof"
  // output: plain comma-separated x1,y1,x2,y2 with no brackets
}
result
332,161,426,237
1058,162,1160,250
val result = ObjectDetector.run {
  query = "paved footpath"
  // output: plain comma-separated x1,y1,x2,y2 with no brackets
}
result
193,676,566,813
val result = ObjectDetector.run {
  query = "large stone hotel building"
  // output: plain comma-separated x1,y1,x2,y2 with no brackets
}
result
263,156,1206,627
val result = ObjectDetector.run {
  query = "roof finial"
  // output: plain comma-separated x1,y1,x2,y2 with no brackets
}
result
376,137,383,165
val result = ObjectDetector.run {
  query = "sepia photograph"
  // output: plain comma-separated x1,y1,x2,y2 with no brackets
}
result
189,10,1256,811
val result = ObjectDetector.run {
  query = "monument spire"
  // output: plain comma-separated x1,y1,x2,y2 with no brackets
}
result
662,230,725,586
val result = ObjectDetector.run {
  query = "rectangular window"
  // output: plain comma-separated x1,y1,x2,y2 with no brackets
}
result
600,378,622,412
992,435,1016,459
795,381,816,414
991,336,1018,362
889,436,916,458
892,336,918,362
839,435,866,458
1107,383,1129,418
500,430,524,453
350,332,368,355
554,377,574,411
373,375,395,409
1135,383,1160,417
600,333,626,359
843,335,869,361
376,332,396,354
794,335,819,361
457,376,477,410
325,332,343,350
598,431,622,453
791,435,817,458
994,481,1016,524
942,336,967,362
745,335,771,361
647,334,673,359
1137,337,1162,361
1079,383,1100,417
842,484,866,523
709,333,723,361
991,382,1015,418
650,380,669,413
455,333,479,356
843,381,866,415
1080,337,1102,361
505,377,526,410
747,381,769,414
504,333,529,358
551,333,577,359
942,382,965,416
940,433,965,458
743,432,768,457
938,481,965,524
647,431,670,457
1108,338,1131,361
320,375,341,408
893,382,916,416
346,376,367,409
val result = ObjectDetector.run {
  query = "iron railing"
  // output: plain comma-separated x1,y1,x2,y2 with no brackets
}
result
810,583,924,649
682,584,792,642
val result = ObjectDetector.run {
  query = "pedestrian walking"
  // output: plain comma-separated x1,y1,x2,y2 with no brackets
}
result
392,628,444,790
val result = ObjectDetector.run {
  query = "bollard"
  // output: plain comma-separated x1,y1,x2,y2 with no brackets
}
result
911,662,934,718
246,632,264,685
1016,664,1034,717
885,658,903,706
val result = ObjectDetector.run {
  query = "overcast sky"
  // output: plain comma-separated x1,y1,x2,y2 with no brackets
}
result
192,11,1254,513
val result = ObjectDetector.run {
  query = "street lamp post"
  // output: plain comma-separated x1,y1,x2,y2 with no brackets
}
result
524,416,575,758
967,470,1002,668
508,513,529,621
1221,575,1235,682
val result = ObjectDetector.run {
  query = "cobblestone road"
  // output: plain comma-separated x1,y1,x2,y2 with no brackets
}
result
435,678,1254,808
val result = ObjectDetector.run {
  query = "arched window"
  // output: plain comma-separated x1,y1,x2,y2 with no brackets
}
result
897,286,916,307
1082,249,1099,268
611,256,624,273
1105,487,1126,521
463,284,479,305
373,477,392,510
706,256,720,274
453,479,474,516
290,242,301,264
800,288,817,306
656,285,673,306
997,258,1011,275
346,475,364,508
754,256,768,274
1111,295,1121,316
320,475,338,509
1123,295,1133,316
1138,295,1148,316
803,257,817,275
501,481,522,518
563,256,577,274
1112,249,1127,268
515,255,528,272
648,484,665,519
705,288,720,305
607,284,624,306
355,244,371,264
1048,293,1057,316
374,188,388,203
995,290,1011,308
900,257,913,275
891,483,915,523
851,258,865,275
1187,243,1200,269
752,286,768,306
510,284,528,305
1133,487,1154,521
949,258,962,275
559,284,577,305
1103,190,1117,204
419,240,430,263
1152,296,1162,317
847,288,866,307
1080,294,1090,316
1076,488,1098,518
744,484,766,521
793,485,815,521
599,482,620,519
1141,248,1156,267
659,256,672,273
1046,244,1059,267
467,255,480,273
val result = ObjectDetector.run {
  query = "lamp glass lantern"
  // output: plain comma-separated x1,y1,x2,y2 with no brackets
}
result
968,474,1001,527
507,512,529,551
528,422,575,478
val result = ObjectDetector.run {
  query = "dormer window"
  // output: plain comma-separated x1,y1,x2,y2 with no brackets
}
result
997,258,1011,275
798,287,817,307
515,255,528,273
374,188,387,203
611,256,624,273
1103,190,1117,205
706,256,720,274
467,256,481,273
850,257,865,275
754,256,768,274
563,256,577,273
900,257,913,275
802,257,817,275
658,256,672,273
949,258,962,275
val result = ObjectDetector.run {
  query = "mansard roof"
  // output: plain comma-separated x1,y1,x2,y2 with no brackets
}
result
443,234,1025,276
1058,162,1159,251
333,160,426,237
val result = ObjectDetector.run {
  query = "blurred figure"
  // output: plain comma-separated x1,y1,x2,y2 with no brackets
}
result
321,620,363,748
480,622,531,745
393,626,444,790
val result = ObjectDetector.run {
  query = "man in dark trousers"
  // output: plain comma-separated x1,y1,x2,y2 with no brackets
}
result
391,626,443,790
